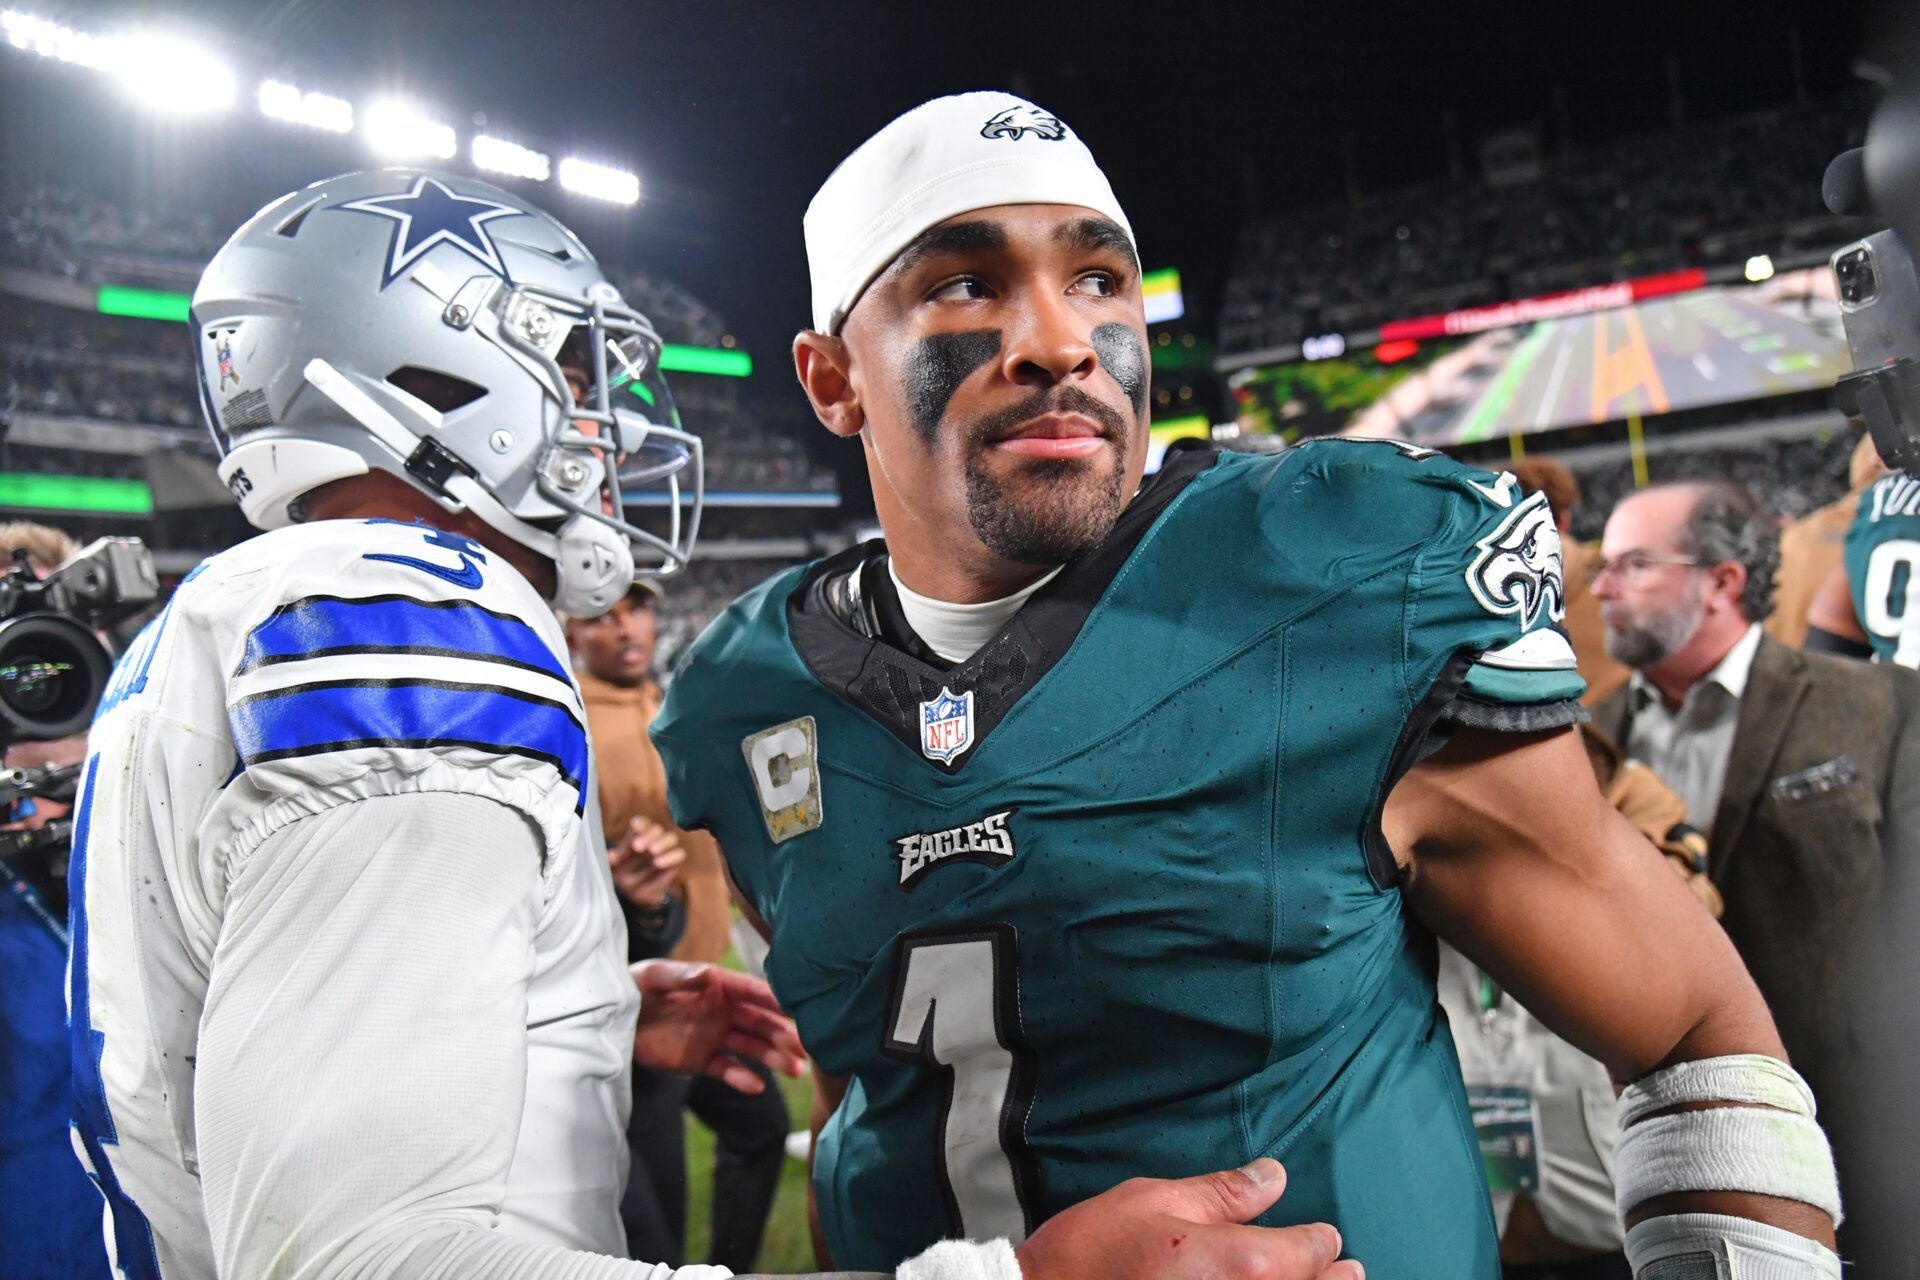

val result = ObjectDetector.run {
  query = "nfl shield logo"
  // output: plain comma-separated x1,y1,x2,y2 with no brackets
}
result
919,686,975,763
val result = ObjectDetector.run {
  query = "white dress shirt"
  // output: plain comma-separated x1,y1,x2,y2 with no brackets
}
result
1621,623,1764,830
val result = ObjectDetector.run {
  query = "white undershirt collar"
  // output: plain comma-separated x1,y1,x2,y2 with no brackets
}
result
888,560,1064,665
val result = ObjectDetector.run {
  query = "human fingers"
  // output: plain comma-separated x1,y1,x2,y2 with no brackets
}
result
631,958,712,1000
705,966,787,1011
1175,1219,1346,1280
725,1002,806,1062
1318,1260,1364,1280
643,844,688,874
702,1053,769,1095
722,1028,807,1078
1145,1158,1290,1225
624,868,677,906
634,823,682,853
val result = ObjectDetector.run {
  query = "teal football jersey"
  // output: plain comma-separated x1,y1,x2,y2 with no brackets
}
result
1847,471,1920,667
653,444,1584,1279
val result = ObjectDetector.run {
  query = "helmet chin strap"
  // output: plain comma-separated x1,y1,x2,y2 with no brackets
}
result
444,473,635,616
304,357,636,616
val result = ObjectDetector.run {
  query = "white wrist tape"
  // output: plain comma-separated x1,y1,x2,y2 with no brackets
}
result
1614,1105,1842,1223
1625,1212,1841,1280
896,1239,1022,1280
1614,1055,1841,1225
1618,1053,1817,1127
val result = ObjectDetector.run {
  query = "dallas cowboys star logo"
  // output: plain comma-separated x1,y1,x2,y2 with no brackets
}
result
334,175,526,289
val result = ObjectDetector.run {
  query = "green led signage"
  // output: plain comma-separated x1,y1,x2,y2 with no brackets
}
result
96,286,191,322
0,474,155,515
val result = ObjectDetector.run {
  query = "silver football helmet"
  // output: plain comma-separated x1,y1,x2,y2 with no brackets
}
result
190,168,702,615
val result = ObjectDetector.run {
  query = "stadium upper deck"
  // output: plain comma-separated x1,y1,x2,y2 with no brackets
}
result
1221,92,1870,358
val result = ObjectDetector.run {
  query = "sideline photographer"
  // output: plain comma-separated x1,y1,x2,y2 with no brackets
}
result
0,522,157,1278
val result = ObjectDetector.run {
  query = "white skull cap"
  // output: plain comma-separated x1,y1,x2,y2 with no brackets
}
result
804,91,1135,335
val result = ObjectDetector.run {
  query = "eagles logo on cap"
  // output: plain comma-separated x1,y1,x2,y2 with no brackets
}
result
980,105,1067,142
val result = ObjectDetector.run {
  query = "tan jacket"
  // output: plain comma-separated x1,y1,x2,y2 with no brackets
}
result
1562,539,1629,708
579,671,733,965
1768,433,1882,650
1581,723,1722,917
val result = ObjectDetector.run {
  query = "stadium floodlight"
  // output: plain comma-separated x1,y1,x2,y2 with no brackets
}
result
472,134,551,182
3,12,233,114
363,100,456,160
109,32,236,114
1301,333,1347,362
259,79,352,133
1745,254,1776,284
559,157,640,206
2,9,112,68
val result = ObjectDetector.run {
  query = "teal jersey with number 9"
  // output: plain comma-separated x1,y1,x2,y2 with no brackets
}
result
652,444,1585,1279
1847,471,1920,667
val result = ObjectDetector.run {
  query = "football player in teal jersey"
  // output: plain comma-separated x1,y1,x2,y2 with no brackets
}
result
654,94,1845,1280
1807,465,1920,665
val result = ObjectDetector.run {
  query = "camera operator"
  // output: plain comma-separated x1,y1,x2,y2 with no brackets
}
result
0,519,111,1280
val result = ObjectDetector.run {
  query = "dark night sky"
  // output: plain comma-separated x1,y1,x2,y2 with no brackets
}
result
1,1,1883,394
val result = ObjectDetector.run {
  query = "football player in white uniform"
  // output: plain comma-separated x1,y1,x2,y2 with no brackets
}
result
69,170,1358,1280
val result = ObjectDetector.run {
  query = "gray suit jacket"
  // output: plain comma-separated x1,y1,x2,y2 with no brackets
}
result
1592,636,1920,1153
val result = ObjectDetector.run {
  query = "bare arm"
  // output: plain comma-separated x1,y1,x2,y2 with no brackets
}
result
1805,558,1869,646
1384,724,1835,1246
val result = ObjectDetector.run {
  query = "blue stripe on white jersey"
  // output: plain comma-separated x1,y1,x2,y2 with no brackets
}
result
68,753,165,1280
236,594,571,681
229,680,589,806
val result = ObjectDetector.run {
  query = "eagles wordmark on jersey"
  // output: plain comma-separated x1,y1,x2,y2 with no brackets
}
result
653,441,1585,1280
69,517,635,1278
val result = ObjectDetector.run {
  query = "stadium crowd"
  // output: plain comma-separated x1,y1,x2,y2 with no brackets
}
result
0,188,839,495
1,183,223,282
1563,432,1856,541
1222,93,1869,354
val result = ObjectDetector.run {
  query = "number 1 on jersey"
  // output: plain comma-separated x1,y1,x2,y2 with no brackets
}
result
883,927,1039,1243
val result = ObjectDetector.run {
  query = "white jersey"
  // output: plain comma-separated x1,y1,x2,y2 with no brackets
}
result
70,518,639,1278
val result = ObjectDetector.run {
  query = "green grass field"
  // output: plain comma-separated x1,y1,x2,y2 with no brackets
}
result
681,1067,818,1272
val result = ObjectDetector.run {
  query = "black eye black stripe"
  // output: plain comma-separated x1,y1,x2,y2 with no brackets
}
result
905,330,1003,442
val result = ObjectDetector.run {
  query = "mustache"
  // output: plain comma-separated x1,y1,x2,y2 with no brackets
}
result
962,384,1134,449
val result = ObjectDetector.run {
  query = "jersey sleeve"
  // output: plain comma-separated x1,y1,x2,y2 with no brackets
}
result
198,791,697,1280
651,672,776,922
1407,464,1587,730
649,572,815,924
189,519,591,873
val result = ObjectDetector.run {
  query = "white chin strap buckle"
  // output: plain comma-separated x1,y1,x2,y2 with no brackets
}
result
552,517,636,617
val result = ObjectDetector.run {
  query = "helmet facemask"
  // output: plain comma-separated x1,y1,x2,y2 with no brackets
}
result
484,280,704,580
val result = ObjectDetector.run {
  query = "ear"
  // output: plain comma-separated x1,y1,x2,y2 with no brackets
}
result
793,330,864,439
1712,560,1750,616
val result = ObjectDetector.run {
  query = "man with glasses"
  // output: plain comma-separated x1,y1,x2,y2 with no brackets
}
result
1589,480,1920,1258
